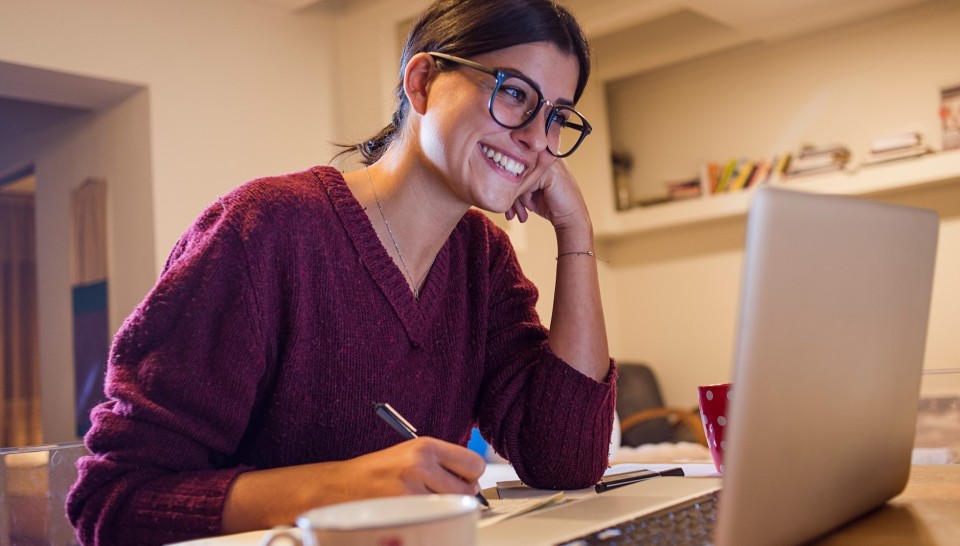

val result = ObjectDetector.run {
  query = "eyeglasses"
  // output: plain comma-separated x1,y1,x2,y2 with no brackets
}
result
428,52,592,158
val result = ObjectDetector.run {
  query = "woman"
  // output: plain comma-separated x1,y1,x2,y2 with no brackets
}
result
67,0,615,544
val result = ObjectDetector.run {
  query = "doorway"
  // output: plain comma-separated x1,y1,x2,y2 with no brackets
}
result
0,61,154,447
0,168,41,447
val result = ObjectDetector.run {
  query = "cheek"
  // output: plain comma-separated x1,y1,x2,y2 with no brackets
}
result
418,106,458,169
420,106,481,168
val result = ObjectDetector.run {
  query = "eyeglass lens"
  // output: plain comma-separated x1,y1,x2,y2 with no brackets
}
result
492,74,587,157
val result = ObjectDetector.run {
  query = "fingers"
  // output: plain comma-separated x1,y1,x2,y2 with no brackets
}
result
519,191,539,213
505,192,540,224
513,201,529,223
504,200,526,223
426,438,485,495
393,438,486,496
429,437,486,483
505,158,581,225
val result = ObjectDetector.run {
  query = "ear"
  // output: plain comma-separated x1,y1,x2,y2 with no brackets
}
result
403,53,436,116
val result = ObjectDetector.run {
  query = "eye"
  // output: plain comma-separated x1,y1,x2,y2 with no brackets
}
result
546,108,571,130
498,85,527,105
553,110,571,125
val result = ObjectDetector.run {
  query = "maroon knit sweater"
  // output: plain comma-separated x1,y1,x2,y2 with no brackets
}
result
67,167,615,546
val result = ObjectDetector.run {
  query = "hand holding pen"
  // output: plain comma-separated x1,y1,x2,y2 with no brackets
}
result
374,402,490,507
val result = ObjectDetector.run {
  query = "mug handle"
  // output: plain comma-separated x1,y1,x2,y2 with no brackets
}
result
259,526,301,546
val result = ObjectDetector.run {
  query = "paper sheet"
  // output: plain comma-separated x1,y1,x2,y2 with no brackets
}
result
477,492,566,528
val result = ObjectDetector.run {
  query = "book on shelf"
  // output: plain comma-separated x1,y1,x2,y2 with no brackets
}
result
861,144,933,166
698,162,722,196
788,143,851,176
746,158,772,187
796,143,850,159
697,153,791,196
767,154,792,185
713,158,754,193
714,159,739,193
870,131,922,154
787,162,846,178
665,178,702,200
726,159,756,192
789,154,843,172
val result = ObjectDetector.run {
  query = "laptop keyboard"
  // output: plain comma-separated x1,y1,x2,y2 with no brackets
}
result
554,491,720,546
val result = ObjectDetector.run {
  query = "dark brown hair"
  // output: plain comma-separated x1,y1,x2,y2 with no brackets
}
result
337,0,591,165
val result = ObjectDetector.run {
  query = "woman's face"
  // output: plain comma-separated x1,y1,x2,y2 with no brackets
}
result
416,41,580,213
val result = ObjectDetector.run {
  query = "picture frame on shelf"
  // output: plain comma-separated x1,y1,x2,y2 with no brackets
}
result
941,85,960,151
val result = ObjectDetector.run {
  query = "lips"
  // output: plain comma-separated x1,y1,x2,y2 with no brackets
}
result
480,144,526,176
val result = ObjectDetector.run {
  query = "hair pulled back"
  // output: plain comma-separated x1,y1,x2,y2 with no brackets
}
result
342,0,591,165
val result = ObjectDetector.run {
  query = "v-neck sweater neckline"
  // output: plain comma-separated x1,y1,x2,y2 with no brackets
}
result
316,166,450,346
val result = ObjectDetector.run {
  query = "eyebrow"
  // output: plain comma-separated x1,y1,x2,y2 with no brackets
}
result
504,66,576,107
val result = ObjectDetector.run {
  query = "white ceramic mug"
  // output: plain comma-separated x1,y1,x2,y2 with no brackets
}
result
260,494,479,546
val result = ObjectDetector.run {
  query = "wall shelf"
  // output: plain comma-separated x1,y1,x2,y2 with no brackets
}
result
596,150,960,242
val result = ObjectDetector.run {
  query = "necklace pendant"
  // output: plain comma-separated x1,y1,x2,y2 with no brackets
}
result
365,166,424,301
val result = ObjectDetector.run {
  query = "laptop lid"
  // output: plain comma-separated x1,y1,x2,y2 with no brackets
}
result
715,187,939,545
477,188,938,546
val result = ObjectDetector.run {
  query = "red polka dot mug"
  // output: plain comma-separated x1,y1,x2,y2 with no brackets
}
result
697,383,732,474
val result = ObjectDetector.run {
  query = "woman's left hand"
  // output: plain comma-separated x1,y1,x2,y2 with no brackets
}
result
505,158,589,232
504,154,609,383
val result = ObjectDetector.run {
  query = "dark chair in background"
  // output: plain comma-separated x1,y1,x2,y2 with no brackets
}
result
616,363,707,447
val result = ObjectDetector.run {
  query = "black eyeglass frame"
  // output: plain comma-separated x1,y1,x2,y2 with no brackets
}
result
427,52,592,158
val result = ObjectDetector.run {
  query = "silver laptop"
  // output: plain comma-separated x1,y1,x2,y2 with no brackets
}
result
479,187,939,546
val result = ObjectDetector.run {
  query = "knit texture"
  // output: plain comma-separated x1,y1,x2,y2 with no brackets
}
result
67,166,616,545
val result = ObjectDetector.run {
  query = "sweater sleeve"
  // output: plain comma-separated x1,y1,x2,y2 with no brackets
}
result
67,199,269,546
476,225,616,490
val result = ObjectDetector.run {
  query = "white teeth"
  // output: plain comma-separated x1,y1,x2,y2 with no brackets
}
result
481,145,525,176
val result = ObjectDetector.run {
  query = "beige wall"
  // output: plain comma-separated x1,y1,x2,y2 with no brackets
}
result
0,0,340,270
600,1,960,407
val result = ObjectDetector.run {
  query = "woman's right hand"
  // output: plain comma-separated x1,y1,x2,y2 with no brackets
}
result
222,437,486,533
345,437,487,497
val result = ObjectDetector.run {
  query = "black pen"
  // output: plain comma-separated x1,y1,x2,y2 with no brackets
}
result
595,467,685,493
374,402,490,508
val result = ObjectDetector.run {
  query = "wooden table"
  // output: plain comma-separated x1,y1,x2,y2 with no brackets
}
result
812,465,960,545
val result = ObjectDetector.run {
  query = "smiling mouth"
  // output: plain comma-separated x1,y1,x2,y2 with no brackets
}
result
481,144,526,176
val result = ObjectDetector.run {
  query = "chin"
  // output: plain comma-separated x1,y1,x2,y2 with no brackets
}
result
460,185,500,210
473,204,507,217
473,195,515,216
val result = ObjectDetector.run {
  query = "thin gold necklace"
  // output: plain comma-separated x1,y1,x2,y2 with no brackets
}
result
364,167,430,300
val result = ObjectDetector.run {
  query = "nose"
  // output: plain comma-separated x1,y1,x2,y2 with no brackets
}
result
510,102,552,153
